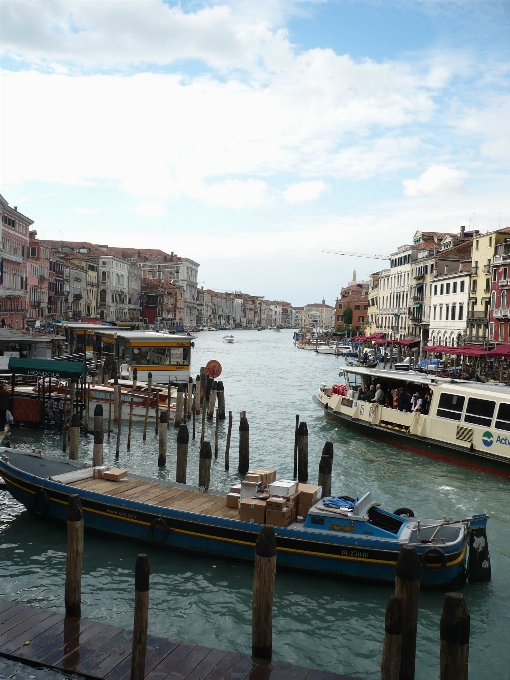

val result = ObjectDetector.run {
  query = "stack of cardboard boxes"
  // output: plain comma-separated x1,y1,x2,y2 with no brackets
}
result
225,468,322,527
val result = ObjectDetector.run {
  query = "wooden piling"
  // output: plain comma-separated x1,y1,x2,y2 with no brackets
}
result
293,414,299,478
201,404,206,443
115,399,122,458
394,545,421,680
132,367,138,390
62,381,68,453
381,595,403,680
199,441,212,490
65,495,84,618
69,413,81,461
126,397,134,451
297,421,308,483
143,374,151,442
176,423,189,484
238,413,250,474
440,593,470,680
155,389,160,435
167,380,171,430
214,408,219,458
175,384,184,427
130,554,150,680
195,374,201,415
107,390,112,441
113,378,121,424
322,441,334,460
207,381,217,420
182,387,187,424
187,377,193,417
92,404,104,467
84,381,90,434
192,392,196,440
199,367,207,406
225,410,232,471
158,411,168,467
318,454,332,498
217,381,226,420
252,524,277,660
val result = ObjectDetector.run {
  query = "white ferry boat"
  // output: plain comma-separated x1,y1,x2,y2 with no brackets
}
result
314,365,510,477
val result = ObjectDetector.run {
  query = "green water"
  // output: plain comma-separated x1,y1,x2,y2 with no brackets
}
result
0,330,508,679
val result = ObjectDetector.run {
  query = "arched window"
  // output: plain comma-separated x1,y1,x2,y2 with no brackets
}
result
99,289,106,304
502,291,507,309
457,333,462,347
101,271,107,283
492,291,496,309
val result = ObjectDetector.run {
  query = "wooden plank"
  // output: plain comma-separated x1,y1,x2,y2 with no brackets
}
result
30,618,97,665
223,655,261,679
150,488,192,505
158,490,197,508
0,607,55,647
144,642,197,680
85,629,133,677
196,498,228,516
113,483,156,500
198,652,244,680
0,600,24,618
4,612,63,656
127,486,177,505
46,621,107,669
66,624,125,674
183,648,228,680
161,644,211,678
102,634,168,680
171,493,216,512
275,664,310,680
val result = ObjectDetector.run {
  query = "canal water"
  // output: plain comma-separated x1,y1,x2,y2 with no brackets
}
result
0,329,508,679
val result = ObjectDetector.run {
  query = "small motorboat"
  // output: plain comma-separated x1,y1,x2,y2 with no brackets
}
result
0,449,490,589
222,335,235,343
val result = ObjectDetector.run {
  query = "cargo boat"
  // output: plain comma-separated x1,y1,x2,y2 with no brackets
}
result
0,449,490,589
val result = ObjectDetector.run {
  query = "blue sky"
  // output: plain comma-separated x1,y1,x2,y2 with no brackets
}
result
1,0,510,305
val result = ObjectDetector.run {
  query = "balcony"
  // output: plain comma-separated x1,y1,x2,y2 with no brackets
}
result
483,264,491,273
73,294,83,301
31,301,41,308
0,288,25,298
499,279,510,287
38,275,46,283
494,308,510,318
494,252,510,263
467,310,489,322
2,252,24,265
410,316,422,324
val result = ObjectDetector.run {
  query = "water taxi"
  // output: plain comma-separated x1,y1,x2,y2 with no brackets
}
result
222,335,235,343
314,365,510,476
0,449,490,589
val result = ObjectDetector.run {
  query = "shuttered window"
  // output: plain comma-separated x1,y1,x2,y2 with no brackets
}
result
437,393,465,421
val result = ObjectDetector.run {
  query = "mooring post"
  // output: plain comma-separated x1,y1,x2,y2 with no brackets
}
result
394,545,421,680
293,414,299,478
322,440,334,461
69,413,80,461
107,390,112,441
201,403,206,443
130,554,150,680
200,367,207,406
195,374,201,415
381,595,403,680
199,441,212,490
238,413,250,474
175,384,184,427
297,421,308,483
252,524,277,660
84,381,90,434
113,377,121,424
440,593,470,680
115,399,122,458
167,380,171,430
176,423,189,483
155,389,160,435
127,397,134,451
225,410,232,471
132,367,138,390
192,392,196,440
92,404,104,467
207,381,217,420
217,381,226,420
214,408,219,458
318,454,332,498
182,387,187,424
158,411,168,467
143,376,151,442
65,494,84,618
187,376,193,418
62,380,68,453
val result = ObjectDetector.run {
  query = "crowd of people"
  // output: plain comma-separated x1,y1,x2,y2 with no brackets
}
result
356,382,433,414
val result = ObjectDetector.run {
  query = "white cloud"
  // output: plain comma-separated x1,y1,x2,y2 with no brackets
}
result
76,207,100,214
130,201,167,217
190,179,276,208
284,180,330,203
402,165,468,197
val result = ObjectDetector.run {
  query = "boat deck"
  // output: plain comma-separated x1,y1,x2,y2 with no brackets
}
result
69,477,240,520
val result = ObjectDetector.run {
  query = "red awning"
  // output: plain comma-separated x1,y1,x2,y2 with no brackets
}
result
352,335,366,341
366,332,386,340
488,345,510,358
395,339,420,347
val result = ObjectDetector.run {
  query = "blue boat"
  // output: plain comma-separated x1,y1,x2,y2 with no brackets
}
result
0,448,490,589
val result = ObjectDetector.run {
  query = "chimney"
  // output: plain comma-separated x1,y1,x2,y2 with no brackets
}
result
460,225,465,237
13,206,17,211
444,265,448,275
459,261,463,272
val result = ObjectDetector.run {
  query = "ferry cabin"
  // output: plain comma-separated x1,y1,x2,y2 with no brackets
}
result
63,323,109,357
93,330,192,384
315,366,510,474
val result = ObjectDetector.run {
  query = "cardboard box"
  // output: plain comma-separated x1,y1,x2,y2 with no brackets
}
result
268,480,297,497
93,466,110,479
266,507,292,528
286,490,300,508
251,468,277,485
230,483,241,493
266,496,287,511
297,484,322,517
226,492,240,509
103,468,128,482
244,473,263,484
240,481,259,500
240,499,266,524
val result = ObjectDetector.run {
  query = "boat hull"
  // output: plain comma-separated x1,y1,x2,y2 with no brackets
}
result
0,450,470,589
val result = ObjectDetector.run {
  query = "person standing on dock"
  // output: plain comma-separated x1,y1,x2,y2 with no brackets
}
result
0,383,9,427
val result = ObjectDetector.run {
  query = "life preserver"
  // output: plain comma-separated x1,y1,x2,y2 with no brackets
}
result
33,488,50,517
422,547,447,572
394,507,415,518
149,517,170,542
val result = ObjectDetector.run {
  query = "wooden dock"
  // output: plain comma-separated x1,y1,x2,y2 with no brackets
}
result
0,600,360,680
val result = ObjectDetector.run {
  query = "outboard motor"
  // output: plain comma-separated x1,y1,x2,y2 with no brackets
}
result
468,514,491,582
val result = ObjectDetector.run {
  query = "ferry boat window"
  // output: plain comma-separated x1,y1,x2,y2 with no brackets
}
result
464,398,496,427
495,403,510,432
170,347,190,366
437,393,465,421
132,346,171,366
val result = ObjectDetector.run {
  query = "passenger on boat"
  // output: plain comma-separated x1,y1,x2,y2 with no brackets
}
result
391,387,399,409
422,389,432,415
372,384,385,404
397,386,411,412
411,392,423,412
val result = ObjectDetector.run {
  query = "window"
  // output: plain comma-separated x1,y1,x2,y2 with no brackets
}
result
489,236,493,247
354,304,360,310
464,398,495,427
99,289,106,304
476,240,479,250
492,291,497,309
458,304,464,320
500,323,505,340
337,314,343,322
445,305,449,320
493,269,497,282
453,282,457,293
338,303,343,310
502,290,506,308
437,393,465,421
495,403,510,432
485,278,490,293
440,284,444,295
30,246,37,257
358,316,364,323
446,283,450,294
433,306,437,320
460,281,465,293
451,304,456,321
439,305,443,320
504,267,508,280
472,280,477,293
434,284,437,295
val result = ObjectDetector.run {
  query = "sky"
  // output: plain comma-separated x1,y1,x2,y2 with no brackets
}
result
1,0,510,306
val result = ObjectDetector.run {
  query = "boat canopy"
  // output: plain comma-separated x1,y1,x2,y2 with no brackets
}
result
8,358,87,379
